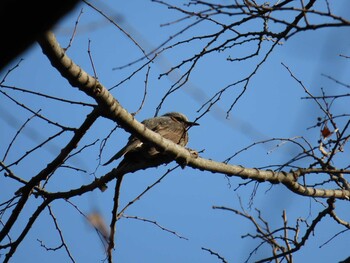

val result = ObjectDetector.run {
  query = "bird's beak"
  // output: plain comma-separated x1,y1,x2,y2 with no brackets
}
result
187,121,199,126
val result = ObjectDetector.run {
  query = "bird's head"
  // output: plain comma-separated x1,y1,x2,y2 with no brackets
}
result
163,112,199,127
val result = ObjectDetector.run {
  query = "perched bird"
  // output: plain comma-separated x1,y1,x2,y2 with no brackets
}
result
104,112,199,174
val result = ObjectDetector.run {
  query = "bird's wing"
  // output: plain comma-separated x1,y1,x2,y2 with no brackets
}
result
103,118,155,165
103,137,142,166
150,120,185,145
103,116,184,165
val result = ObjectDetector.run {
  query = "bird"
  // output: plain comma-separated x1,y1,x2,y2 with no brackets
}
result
103,112,199,174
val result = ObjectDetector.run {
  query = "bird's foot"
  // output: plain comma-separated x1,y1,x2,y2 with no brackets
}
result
177,148,199,169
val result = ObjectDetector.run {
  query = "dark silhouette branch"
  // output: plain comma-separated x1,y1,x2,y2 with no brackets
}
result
0,109,99,243
107,176,124,263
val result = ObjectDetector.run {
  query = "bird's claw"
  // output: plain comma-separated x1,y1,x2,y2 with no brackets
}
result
177,148,199,169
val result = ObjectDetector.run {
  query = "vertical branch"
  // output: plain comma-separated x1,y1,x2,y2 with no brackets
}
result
47,205,76,262
282,210,293,263
107,175,124,262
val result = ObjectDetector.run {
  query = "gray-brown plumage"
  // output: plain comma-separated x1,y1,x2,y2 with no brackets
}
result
104,112,198,174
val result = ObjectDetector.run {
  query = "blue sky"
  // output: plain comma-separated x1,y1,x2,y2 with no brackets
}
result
1,1,350,262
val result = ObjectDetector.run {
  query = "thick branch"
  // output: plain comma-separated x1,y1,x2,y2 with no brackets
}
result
37,31,350,200
187,158,350,199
